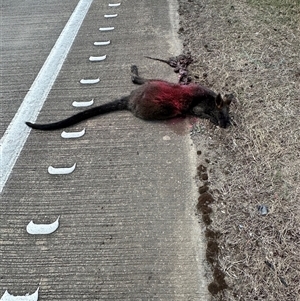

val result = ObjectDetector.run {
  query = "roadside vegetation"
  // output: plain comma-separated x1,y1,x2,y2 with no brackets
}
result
178,0,300,299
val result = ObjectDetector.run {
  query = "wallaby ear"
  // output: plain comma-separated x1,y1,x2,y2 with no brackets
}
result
224,94,234,105
215,93,223,109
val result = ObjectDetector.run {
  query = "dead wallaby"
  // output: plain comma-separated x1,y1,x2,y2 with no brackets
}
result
26,65,231,131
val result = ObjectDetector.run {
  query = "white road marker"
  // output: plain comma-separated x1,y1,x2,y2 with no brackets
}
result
104,14,118,18
26,216,60,235
48,163,76,175
94,40,111,46
61,128,86,138
0,0,94,193
80,78,100,84
108,3,121,7
99,27,114,31
1,287,39,301
72,99,94,107
89,55,107,61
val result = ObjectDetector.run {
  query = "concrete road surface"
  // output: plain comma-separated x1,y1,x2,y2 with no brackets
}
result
1,0,209,300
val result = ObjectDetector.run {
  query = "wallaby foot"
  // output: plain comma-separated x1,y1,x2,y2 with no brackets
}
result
131,65,147,85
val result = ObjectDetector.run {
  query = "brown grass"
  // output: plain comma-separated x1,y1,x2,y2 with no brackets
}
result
178,0,300,299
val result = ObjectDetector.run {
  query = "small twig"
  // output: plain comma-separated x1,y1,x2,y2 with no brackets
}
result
264,260,275,270
264,260,288,287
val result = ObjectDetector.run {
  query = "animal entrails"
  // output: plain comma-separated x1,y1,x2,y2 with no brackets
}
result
145,54,193,84
26,65,231,131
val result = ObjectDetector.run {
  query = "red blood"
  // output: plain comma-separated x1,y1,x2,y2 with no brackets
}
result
132,81,200,120
150,81,198,112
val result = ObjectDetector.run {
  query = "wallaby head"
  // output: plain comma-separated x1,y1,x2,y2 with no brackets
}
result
214,93,232,128
191,91,232,128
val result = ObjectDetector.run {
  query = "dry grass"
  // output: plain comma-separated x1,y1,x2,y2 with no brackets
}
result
178,0,300,299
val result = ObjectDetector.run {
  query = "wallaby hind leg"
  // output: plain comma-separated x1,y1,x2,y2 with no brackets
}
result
131,65,148,85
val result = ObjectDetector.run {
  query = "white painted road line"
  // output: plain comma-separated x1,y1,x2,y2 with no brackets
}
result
0,0,94,194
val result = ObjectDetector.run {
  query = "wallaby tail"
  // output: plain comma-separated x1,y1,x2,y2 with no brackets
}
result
26,97,129,131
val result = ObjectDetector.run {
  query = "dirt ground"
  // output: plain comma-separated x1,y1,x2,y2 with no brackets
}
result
177,0,300,300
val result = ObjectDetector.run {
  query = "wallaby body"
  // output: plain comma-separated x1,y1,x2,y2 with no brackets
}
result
26,65,231,130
